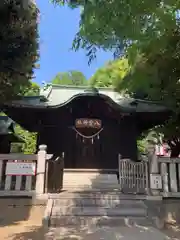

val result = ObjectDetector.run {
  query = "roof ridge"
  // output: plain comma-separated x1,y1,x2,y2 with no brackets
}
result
49,84,115,91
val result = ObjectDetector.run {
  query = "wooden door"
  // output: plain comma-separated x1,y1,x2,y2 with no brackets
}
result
75,134,101,168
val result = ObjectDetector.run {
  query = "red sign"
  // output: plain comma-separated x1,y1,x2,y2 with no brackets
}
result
75,118,102,129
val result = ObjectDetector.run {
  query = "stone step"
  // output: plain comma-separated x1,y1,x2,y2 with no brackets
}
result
63,180,118,184
63,181,119,185
51,206,147,217
63,175,117,178
50,216,153,228
63,172,118,178
63,184,120,187
49,193,147,201
62,182,119,188
53,198,146,208
49,191,146,199
63,173,118,184
51,197,147,217
62,186,120,190
63,172,120,192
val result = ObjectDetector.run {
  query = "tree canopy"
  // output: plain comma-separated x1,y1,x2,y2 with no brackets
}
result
51,70,87,85
89,58,129,88
118,27,180,156
0,1,39,103
53,0,179,62
118,27,180,104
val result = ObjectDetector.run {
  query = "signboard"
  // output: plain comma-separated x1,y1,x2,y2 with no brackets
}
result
75,118,102,129
150,174,162,189
5,161,36,176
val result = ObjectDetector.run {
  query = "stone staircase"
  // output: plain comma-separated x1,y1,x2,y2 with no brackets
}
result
62,169,120,191
45,170,166,239
49,191,149,227
48,170,151,228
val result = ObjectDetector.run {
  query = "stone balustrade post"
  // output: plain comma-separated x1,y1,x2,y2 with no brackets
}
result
35,144,47,195
148,144,161,196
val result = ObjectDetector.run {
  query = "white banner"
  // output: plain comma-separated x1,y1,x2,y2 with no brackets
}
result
6,161,36,176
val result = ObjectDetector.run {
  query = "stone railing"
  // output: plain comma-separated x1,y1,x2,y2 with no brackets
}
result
154,156,180,198
139,152,180,199
0,145,53,197
118,151,180,200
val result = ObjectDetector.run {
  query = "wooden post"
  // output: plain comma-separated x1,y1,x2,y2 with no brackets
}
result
35,145,47,195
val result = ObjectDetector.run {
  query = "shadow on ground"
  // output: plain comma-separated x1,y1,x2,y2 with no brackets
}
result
146,198,180,240
0,197,46,240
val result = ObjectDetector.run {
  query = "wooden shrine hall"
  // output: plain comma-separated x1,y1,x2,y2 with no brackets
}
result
1,85,171,169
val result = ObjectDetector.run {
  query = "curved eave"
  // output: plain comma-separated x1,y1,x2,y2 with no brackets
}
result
2,92,171,114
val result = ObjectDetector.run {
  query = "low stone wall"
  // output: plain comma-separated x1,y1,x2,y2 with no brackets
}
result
161,199,180,224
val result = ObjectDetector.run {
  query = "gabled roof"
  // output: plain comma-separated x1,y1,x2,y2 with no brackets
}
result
3,84,170,113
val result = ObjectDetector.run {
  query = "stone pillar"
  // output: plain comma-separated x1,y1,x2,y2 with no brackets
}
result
35,144,47,195
148,144,161,196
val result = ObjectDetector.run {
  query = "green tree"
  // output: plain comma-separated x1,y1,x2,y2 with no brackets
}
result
0,1,39,103
117,27,180,157
21,82,40,96
89,58,129,88
12,82,40,154
51,71,87,85
13,125,37,154
53,0,178,63
117,27,180,102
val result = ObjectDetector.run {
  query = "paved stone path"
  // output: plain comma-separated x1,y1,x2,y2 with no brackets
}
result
46,223,169,240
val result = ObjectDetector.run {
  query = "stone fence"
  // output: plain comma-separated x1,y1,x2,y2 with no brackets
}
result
0,144,180,200
0,145,53,197
118,152,180,200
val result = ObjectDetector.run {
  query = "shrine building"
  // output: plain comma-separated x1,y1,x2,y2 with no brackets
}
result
1,84,171,169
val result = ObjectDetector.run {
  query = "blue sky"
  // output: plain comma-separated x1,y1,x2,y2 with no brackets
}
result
34,0,113,85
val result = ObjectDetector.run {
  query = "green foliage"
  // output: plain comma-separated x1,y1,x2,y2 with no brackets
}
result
12,82,40,154
89,58,129,88
52,0,179,62
12,125,37,154
21,82,40,96
137,139,146,154
118,27,180,155
0,1,39,103
118,27,180,104
51,71,87,85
